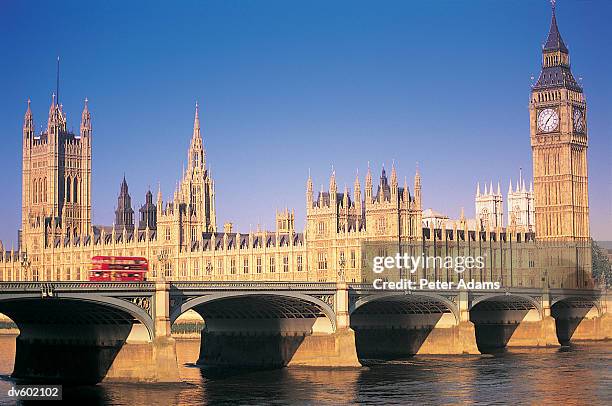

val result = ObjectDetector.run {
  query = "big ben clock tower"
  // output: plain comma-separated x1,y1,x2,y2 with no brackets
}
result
530,1,589,242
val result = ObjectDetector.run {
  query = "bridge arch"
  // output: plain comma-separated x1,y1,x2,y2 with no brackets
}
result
470,293,543,318
170,291,337,331
0,294,154,340
550,295,602,346
469,293,544,353
348,291,459,360
550,295,602,317
170,291,339,368
0,293,156,384
350,291,459,323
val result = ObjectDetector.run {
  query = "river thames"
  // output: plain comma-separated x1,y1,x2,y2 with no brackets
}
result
0,335,610,405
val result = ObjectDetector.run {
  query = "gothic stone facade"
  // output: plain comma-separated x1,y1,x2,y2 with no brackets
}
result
530,7,589,241
0,7,592,289
21,96,92,252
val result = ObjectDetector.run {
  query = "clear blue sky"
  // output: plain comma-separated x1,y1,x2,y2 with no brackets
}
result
0,0,610,247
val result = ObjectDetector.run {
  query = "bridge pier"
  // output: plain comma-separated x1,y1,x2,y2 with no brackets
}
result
104,335,180,382
504,313,559,347
105,282,180,383
422,291,479,355
288,328,360,367
289,282,359,367
552,304,609,345
411,291,479,355
536,292,561,347
349,291,481,358
194,283,360,368
416,320,480,355
198,327,360,369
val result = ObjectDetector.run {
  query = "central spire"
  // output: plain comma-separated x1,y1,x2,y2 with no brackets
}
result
121,175,129,194
543,0,567,53
533,1,580,91
193,101,201,139
187,101,205,172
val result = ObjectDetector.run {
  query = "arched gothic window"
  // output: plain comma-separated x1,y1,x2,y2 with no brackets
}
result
73,177,78,203
66,176,71,203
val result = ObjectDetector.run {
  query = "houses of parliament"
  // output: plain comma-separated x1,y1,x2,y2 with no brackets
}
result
0,5,593,288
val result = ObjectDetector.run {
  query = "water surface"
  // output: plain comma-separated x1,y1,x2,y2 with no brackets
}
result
0,335,610,405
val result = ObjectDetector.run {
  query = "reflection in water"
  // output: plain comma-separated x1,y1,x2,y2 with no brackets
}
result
0,335,610,405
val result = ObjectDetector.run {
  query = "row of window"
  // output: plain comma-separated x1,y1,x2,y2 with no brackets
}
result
1,267,83,281
535,90,562,103
32,176,82,204
65,176,81,203
161,255,306,278
317,250,358,270
318,218,417,236
32,178,47,204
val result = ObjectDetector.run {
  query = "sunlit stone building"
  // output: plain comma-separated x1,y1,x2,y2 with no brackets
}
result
0,6,593,289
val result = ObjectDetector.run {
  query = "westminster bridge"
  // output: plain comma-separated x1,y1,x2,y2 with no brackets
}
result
0,281,609,383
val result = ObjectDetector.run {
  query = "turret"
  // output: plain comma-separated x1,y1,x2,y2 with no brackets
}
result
378,166,390,203
114,176,134,233
390,161,398,200
414,164,421,209
139,189,157,230
23,99,34,140
46,93,66,140
354,170,362,227
80,98,91,138
318,184,325,208
329,168,337,206
354,171,361,206
343,184,349,208
306,170,313,206
365,163,373,202
209,177,217,232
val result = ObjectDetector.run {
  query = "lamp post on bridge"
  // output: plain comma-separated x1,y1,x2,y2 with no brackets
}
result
206,261,212,279
20,252,31,281
157,250,169,282
338,256,346,283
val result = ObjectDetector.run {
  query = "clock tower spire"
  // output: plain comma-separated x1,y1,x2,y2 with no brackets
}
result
530,1,589,241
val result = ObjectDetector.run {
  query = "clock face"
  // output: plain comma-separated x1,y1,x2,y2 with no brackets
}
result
537,108,559,132
573,107,585,133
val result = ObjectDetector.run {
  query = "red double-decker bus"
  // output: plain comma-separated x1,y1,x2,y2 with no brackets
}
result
89,256,148,281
